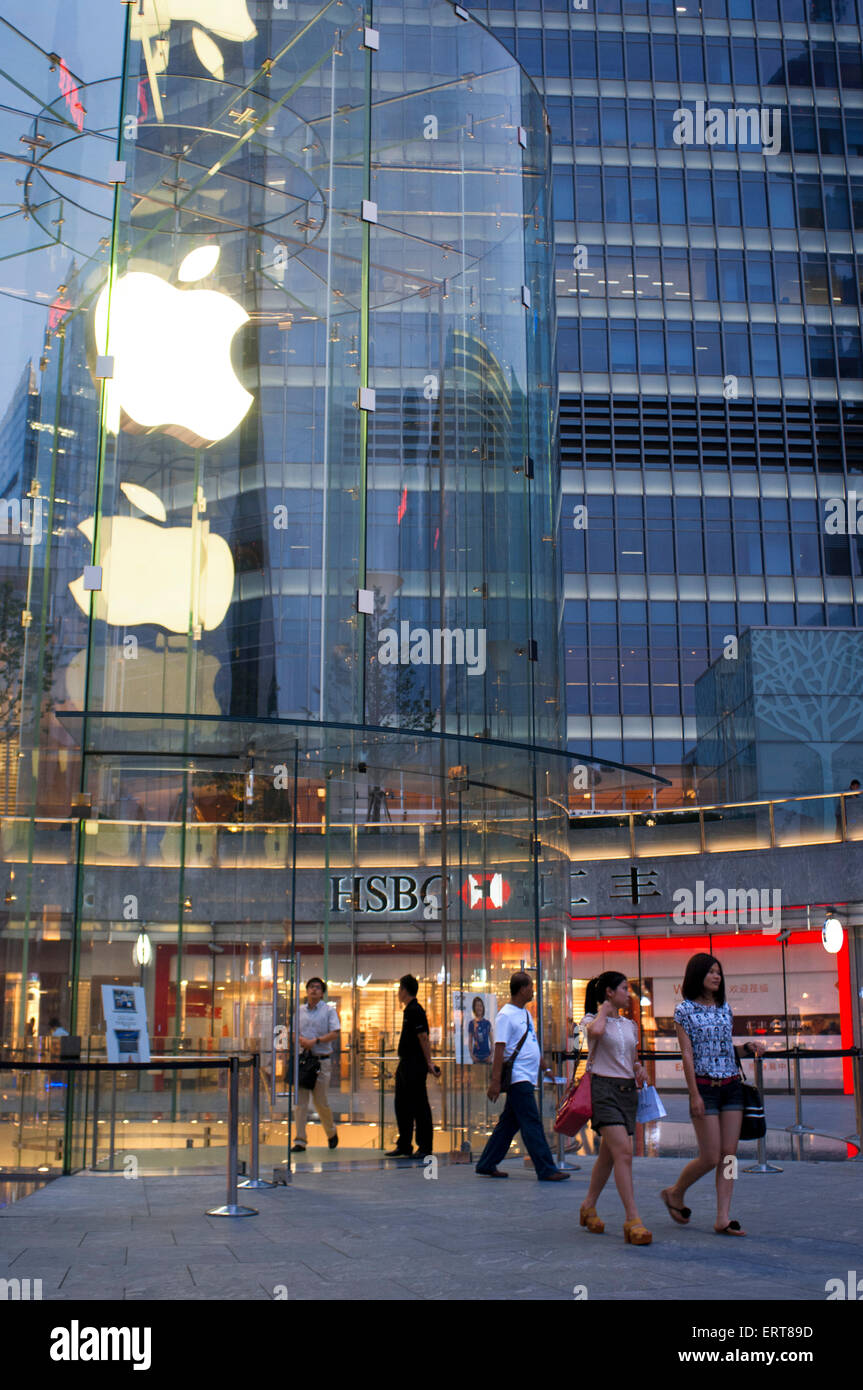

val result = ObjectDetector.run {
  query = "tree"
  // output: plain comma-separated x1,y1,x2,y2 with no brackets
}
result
0,580,54,813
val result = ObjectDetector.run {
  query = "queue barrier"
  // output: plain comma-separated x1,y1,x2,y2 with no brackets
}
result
552,1045,863,1164
0,1054,274,1216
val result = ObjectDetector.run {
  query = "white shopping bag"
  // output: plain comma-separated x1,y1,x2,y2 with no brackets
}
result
636,1084,667,1122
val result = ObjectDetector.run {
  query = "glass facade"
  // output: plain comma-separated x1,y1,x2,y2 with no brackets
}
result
469,0,863,796
0,1,578,1170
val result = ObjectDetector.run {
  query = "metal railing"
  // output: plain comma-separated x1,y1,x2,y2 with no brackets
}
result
554,1045,862,1160
0,1055,272,1216
1,785,862,871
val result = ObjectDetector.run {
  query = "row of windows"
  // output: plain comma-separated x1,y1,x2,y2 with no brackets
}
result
557,243,858,309
508,29,863,87
558,167,863,240
477,0,856,23
547,97,863,158
558,319,863,377
558,393,863,468
563,512,863,575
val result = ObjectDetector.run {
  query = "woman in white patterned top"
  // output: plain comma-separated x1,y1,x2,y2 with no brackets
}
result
578,971,651,1246
661,953,764,1237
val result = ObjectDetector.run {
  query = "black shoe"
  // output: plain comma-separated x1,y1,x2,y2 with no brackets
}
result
384,1147,413,1158
290,1142,306,1153
413,1151,432,1161
538,1170,571,1182
328,1134,338,1150
476,1165,508,1178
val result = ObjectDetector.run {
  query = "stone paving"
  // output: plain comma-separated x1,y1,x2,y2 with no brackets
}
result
1,1154,861,1301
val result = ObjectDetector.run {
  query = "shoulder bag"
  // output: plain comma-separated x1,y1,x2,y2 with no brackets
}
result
499,1024,530,1093
735,1049,766,1140
298,1049,321,1090
553,1035,596,1137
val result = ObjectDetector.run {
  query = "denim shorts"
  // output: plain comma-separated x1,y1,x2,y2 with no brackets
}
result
695,1075,744,1114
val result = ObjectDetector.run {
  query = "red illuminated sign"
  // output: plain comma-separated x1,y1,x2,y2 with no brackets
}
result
57,58,85,133
461,872,511,910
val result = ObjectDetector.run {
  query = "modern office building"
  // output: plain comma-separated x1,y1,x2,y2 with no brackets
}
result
0,1,861,1177
464,0,863,1098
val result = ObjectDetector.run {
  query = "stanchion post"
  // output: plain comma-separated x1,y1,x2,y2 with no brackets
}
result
108,1069,118,1172
378,1036,385,1150
90,1066,100,1171
206,1055,258,1217
553,1053,579,1171
239,1053,275,1189
785,1047,810,1135
743,1055,782,1174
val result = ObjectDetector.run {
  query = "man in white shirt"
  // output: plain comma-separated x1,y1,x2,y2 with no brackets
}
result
291,978,340,1152
475,971,569,1181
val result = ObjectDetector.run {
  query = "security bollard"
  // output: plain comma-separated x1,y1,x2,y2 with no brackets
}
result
206,1056,258,1217
743,1054,782,1175
553,1068,579,1171
239,1052,275,1189
785,1047,811,1135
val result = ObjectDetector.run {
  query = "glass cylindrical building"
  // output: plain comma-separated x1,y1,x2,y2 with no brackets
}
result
0,2,569,1165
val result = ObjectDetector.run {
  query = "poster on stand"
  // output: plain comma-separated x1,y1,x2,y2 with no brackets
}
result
101,984,151,1063
453,990,497,1064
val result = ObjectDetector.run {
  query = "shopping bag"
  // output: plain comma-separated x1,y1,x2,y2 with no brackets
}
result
635,1083,666,1123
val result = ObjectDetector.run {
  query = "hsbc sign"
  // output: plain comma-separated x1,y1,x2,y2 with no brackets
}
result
461,872,511,909
330,872,513,914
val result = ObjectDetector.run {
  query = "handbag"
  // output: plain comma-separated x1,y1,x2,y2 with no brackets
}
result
736,1052,767,1140
553,1068,592,1136
553,1034,596,1136
298,1049,321,1090
635,1083,667,1123
499,1024,530,1093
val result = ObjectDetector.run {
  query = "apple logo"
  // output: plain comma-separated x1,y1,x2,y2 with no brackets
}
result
64,644,224,719
69,482,235,633
94,245,253,448
131,1,257,82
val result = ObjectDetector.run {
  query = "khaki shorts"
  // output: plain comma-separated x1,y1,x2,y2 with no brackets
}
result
590,1074,638,1136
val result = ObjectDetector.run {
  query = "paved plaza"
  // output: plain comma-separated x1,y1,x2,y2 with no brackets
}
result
2,1154,861,1301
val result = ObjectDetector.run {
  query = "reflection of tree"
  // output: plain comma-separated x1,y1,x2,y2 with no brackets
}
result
750,630,863,792
0,581,54,813
364,588,437,733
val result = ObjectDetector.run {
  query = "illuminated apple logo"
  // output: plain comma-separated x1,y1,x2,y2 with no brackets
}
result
69,482,235,633
94,245,253,448
131,0,257,82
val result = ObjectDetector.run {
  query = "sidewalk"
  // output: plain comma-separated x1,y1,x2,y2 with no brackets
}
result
2,1156,861,1301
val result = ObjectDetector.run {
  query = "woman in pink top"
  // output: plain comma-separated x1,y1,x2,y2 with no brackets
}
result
578,971,651,1246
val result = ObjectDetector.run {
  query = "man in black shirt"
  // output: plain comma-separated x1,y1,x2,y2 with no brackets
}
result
385,974,440,1158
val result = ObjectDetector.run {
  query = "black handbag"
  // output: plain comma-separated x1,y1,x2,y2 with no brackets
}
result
298,1050,321,1090
499,1026,530,1093
737,1058,766,1140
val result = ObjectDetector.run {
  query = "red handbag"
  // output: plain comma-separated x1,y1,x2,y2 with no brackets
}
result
553,1067,593,1136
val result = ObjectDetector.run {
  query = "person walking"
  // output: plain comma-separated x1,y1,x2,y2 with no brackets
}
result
660,953,764,1235
578,971,651,1245
291,977,340,1152
475,971,569,1182
385,975,440,1159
